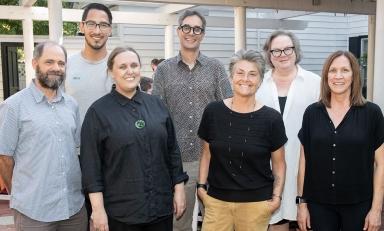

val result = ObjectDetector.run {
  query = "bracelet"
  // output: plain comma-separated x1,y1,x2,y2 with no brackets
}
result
272,194,282,200
196,183,208,190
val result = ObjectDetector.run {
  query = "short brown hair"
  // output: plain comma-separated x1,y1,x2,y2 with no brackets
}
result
140,76,153,92
107,46,141,71
151,58,165,66
82,3,112,24
178,10,206,29
320,50,365,107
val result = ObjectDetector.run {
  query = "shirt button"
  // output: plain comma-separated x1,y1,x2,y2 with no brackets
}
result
132,108,136,112
189,130,193,133
51,106,55,109
333,144,336,147
332,171,335,174
189,87,192,90
189,102,192,105
189,116,193,119
331,184,335,187
190,143,193,146
332,157,336,161
334,130,337,134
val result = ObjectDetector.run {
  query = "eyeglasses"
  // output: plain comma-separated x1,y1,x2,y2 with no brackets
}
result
83,20,111,32
178,24,205,35
270,47,295,57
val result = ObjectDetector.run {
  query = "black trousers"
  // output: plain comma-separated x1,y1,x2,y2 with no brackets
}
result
108,215,173,231
307,200,371,231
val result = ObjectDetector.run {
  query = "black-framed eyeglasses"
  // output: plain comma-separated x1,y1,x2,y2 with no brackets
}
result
270,46,295,57
178,24,205,35
83,20,111,32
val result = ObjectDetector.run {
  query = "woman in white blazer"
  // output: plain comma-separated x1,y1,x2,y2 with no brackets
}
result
256,30,320,231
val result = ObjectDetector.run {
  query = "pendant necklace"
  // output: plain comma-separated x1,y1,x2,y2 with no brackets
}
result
227,98,257,173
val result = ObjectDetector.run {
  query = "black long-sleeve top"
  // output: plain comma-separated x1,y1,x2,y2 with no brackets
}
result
299,102,384,205
80,89,188,224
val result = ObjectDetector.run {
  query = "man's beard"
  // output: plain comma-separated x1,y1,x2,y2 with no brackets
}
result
85,35,106,50
36,66,65,90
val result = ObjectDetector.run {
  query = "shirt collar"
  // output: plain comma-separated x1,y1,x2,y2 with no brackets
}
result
29,79,65,104
264,65,305,82
176,51,208,66
296,65,306,81
111,88,143,106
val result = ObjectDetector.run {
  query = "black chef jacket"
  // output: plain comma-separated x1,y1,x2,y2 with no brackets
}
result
80,89,188,224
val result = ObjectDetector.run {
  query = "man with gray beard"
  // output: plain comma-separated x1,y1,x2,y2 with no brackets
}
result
0,41,87,231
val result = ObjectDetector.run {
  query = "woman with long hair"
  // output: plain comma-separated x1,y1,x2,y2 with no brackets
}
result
297,51,384,231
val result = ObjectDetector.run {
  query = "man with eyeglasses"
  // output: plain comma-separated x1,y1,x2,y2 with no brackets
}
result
153,10,232,231
64,3,113,230
65,3,113,123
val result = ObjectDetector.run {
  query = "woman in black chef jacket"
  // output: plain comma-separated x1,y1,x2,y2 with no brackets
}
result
80,47,188,231
297,50,384,231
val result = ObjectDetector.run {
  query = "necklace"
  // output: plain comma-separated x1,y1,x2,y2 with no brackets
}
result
227,98,257,175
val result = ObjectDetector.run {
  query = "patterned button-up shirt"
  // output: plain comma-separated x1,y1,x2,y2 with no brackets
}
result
0,80,84,222
153,52,232,162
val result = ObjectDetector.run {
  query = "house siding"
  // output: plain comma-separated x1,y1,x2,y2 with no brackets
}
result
0,13,368,100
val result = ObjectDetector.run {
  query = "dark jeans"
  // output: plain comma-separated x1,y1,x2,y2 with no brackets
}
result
308,200,371,231
108,215,173,231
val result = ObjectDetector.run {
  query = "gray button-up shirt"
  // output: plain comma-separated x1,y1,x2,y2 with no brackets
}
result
153,52,232,162
0,80,84,222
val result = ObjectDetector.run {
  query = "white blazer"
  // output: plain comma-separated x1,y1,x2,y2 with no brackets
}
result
256,65,321,223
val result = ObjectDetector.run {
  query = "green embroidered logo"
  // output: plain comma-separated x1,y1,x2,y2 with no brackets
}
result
135,120,145,129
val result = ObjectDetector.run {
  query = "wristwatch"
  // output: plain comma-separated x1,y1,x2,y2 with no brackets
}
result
296,196,307,205
196,183,208,190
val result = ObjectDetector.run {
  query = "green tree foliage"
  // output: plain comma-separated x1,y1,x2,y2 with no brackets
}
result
0,0,78,35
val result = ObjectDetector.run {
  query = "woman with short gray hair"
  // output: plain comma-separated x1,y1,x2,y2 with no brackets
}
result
197,49,287,230
257,30,321,230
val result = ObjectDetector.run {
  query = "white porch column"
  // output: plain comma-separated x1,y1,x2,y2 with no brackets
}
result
373,0,384,110
48,0,63,44
164,24,174,58
22,18,34,86
367,15,375,101
234,6,246,51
